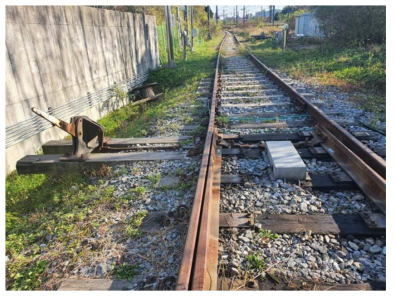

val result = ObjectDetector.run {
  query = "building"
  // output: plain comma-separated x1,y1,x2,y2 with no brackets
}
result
295,12,323,37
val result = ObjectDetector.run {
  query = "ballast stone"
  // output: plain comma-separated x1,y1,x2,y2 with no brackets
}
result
266,141,306,180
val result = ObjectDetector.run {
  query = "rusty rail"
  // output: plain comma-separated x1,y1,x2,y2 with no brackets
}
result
232,33,386,214
176,32,227,290
234,34,386,180
178,32,386,291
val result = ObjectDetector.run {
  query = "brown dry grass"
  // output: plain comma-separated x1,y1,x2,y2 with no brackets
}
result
232,22,285,38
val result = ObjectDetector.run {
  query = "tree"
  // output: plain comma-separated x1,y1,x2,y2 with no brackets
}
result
313,6,386,45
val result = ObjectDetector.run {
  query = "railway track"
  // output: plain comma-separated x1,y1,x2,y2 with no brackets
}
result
13,32,385,291
176,32,386,291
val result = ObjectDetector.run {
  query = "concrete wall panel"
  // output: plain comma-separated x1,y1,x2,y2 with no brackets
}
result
5,6,159,174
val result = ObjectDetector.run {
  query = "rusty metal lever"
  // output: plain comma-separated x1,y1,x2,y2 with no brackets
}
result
31,107,105,161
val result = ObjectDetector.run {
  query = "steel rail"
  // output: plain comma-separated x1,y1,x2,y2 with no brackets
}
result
318,124,386,214
176,32,227,290
233,34,386,180
232,32,386,213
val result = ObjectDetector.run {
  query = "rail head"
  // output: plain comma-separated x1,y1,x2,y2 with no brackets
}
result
176,31,227,291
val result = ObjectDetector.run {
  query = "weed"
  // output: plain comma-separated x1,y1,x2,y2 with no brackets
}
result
91,164,112,178
183,116,194,124
147,173,161,187
216,115,229,126
130,186,146,200
180,139,193,146
189,126,206,137
177,179,196,193
259,229,279,240
124,210,147,238
7,259,48,290
174,167,183,176
109,85,127,101
111,165,128,177
112,263,139,281
249,38,386,97
246,253,267,272
104,186,115,198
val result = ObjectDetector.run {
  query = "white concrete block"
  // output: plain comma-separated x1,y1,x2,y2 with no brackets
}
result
266,141,306,180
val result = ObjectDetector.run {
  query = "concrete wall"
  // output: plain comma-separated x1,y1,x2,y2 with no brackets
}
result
5,6,160,174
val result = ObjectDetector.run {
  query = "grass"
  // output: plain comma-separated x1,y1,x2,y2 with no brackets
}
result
5,32,225,290
246,253,267,272
248,38,386,122
124,210,148,238
147,173,161,187
216,115,229,126
97,34,223,138
129,186,146,200
5,169,121,290
259,229,279,240
112,263,139,281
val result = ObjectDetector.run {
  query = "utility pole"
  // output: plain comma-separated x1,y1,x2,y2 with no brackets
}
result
216,5,218,24
223,9,225,25
183,5,187,22
260,6,263,22
190,6,194,52
268,5,271,24
165,6,176,68
207,5,212,39
236,6,238,26
234,7,236,26
177,7,182,48
272,5,275,26
243,6,245,26
184,6,188,36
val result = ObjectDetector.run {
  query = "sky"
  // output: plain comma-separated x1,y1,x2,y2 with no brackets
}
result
215,5,285,19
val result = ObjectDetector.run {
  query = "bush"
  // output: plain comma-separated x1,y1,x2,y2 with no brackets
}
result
313,6,386,46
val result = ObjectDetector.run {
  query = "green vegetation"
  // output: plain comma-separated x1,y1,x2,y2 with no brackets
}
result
174,167,183,176
259,229,279,240
147,173,161,187
249,39,385,121
109,85,128,102
130,186,146,200
246,254,267,272
124,210,148,238
243,6,386,126
188,126,207,137
8,259,48,291
216,115,229,126
177,177,197,193
5,171,123,290
314,6,386,46
112,263,140,281
98,35,223,139
180,139,193,147
250,39,385,94
277,6,309,30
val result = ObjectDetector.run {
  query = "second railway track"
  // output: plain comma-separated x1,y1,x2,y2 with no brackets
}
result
177,32,386,291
